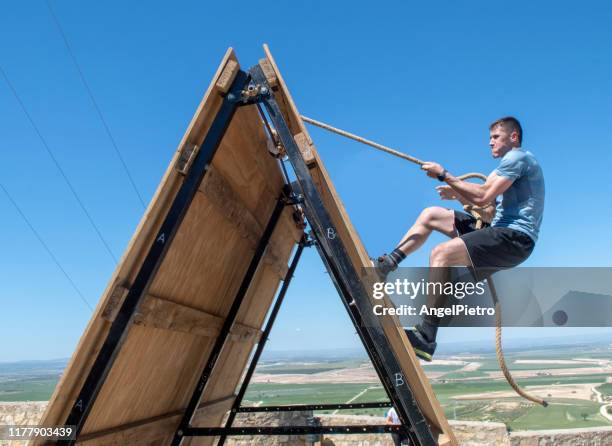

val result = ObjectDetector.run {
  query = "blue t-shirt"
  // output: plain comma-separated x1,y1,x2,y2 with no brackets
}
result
490,148,545,242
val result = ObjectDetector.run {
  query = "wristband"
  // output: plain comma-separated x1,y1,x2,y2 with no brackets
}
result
437,169,448,182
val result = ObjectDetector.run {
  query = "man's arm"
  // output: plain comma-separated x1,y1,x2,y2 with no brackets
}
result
436,185,475,206
422,162,514,206
437,184,497,222
445,172,513,206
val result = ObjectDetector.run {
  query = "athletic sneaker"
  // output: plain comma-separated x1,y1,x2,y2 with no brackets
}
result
404,326,437,362
371,254,397,280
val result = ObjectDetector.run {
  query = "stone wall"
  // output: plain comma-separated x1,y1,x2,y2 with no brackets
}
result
225,410,313,446
1,402,611,445
317,415,612,446
316,414,396,446
509,426,612,446
316,415,512,446
449,420,510,446
0,402,47,446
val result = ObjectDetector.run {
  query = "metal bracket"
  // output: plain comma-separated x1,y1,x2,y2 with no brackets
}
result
304,232,317,248
226,82,270,105
292,207,307,230
283,192,304,206
176,143,199,175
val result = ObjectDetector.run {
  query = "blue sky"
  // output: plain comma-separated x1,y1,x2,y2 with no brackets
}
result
1,1,611,361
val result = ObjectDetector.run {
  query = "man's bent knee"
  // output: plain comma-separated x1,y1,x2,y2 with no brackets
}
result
430,244,450,266
430,239,470,267
419,207,455,235
419,206,449,225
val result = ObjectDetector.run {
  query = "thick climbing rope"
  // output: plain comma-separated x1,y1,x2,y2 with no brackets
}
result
301,115,548,407
301,115,493,225
301,115,487,181
488,279,548,407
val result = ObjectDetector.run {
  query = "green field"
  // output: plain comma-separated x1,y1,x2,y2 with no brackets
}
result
596,382,612,397
242,378,612,430
255,360,363,375
420,364,463,372
433,373,611,405
439,370,488,379
244,383,391,416
446,399,608,430
244,383,379,406
0,376,58,402
1,345,610,431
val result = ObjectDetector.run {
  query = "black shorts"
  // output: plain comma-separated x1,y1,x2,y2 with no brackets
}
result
454,211,535,273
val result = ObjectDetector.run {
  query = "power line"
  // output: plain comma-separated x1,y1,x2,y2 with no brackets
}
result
46,0,147,210
0,182,94,311
0,65,118,264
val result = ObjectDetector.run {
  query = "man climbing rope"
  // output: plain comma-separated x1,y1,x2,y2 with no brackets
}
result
373,116,545,361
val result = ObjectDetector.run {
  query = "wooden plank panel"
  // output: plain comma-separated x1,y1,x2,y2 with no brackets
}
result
262,44,457,446
78,126,297,436
79,144,297,437
36,48,242,437
38,48,301,446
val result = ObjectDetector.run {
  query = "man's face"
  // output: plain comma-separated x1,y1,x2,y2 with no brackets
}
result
489,124,516,158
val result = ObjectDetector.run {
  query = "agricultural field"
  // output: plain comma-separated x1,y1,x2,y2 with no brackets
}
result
0,359,65,402
596,382,612,397
1,342,611,431
244,342,612,430
0,375,57,402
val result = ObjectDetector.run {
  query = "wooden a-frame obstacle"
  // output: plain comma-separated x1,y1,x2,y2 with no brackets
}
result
36,46,458,446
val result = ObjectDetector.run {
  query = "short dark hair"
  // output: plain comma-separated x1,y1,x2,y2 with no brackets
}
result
489,116,523,145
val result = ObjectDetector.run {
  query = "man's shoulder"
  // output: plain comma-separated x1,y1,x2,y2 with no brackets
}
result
504,148,529,161
501,148,541,169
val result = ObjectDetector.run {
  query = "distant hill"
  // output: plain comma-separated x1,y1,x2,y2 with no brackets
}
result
260,333,612,361
0,358,67,376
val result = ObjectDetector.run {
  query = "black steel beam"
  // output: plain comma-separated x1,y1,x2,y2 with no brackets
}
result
250,64,435,446
237,401,392,413
187,425,401,436
58,70,251,445
217,235,307,446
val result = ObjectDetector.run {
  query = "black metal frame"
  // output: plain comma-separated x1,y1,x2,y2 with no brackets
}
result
216,235,308,446
236,402,392,413
186,425,402,436
249,64,436,446
60,63,439,446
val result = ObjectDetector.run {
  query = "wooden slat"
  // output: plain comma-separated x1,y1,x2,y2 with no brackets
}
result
101,292,261,341
176,143,200,176
99,284,129,323
294,131,315,166
215,59,239,94
134,295,261,342
259,58,278,88
262,44,457,446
